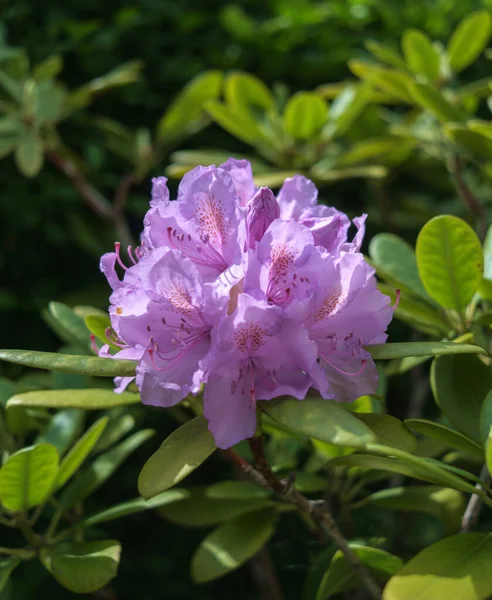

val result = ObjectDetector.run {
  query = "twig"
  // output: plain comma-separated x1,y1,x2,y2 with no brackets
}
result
225,440,382,600
47,150,135,249
448,154,487,240
461,464,491,533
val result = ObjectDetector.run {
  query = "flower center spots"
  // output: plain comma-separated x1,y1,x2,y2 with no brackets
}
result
269,244,294,280
234,323,267,355
165,286,194,317
195,195,227,246
313,285,344,322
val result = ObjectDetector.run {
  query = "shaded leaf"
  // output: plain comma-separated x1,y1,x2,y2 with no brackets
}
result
409,83,462,122
354,414,416,453
8,389,139,410
405,418,483,458
367,342,484,360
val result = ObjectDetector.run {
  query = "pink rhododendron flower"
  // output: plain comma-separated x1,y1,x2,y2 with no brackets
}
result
100,158,393,448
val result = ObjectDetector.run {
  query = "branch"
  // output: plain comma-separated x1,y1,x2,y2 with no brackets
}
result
448,154,487,240
461,464,491,533
226,440,382,600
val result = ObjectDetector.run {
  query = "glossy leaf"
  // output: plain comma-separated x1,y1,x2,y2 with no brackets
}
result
284,92,328,140
191,508,276,583
8,389,139,410
84,314,117,349
261,397,376,448
367,341,484,360
84,489,189,526
324,84,369,138
36,409,84,455
447,11,492,73
409,83,462,122
0,444,59,511
14,131,43,177
48,302,89,344
369,233,429,299
55,417,108,489
486,431,492,478
384,533,492,600
359,486,465,534
138,416,216,499
416,215,483,311
157,70,223,142
431,354,492,444
41,540,121,594
0,558,20,594
405,418,484,458
205,101,265,145
158,486,274,527
316,545,403,599
480,391,492,444
60,429,154,510
224,71,275,115
402,29,440,81
354,414,416,452
0,349,136,377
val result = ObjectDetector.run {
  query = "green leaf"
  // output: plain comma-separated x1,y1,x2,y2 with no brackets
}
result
445,124,492,161
138,416,216,499
33,55,63,81
311,164,387,182
157,70,223,143
447,11,492,73
486,431,492,478
41,540,120,594
354,414,416,453
383,533,492,600
367,342,484,360
483,224,492,282
369,233,429,300
323,84,369,138
0,558,20,594
0,349,136,377
431,354,492,444
191,508,276,583
402,29,440,81
261,397,376,448
416,215,483,311
348,60,414,103
93,410,135,453
327,454,475,493
364,40,407,70
316,545,403,599
55,417,108,489
409,83,462,122
14,131,43,177
84,314,117,349
284,92,328,140
48,302,89,345
8,389,139,410
36,409,84,455
405,419,484,458
480,391,492,444
59,429,154,510
0,444,59,511
84,489,189,526
158,486,274,527
207,481,271,500
359,486,465,534
205,101,265,145
224,71,275,115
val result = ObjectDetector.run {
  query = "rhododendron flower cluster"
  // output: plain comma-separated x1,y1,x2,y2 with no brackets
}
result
100,159,393,449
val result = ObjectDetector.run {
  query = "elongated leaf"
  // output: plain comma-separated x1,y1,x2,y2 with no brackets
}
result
55,417,108,489
367,342,484,360
324,84,369,138
447,11,492,73
445,124,492,160
364,40,407,70
369,233,428,299
405,418,483,458
348,60,414,103
431,354,492,444
41,540,121,594
0,349,136,377
0,444,59,511
84,314,117,350
84,489,189,526
158,486,274,527
8,389,139,410
138,416,216,499
224,71,275,114
327,454,475,493
354,414,416,453
480,391,492,444
207,481,270,500
205,101,264,145
191,508,276,583
486,431,492,478
0,558,20,594
33,55,63,81
284,92,328,140
402,29,440,81
383,533,492,600
15,131,43,177
358,486,465,534
416,216,483,311
316,545,403,599
409,83,463,122
261,397,375,448
48,302,89,344
60,430,154,510
36,409,84,455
